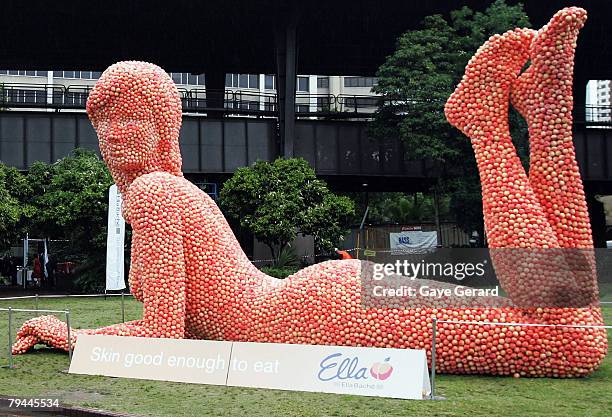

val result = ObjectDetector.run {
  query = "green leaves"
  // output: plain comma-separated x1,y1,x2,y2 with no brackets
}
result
371,0,530,235
0,150,115,291
28,149,113,252
220,158,355,259
0,165,30,250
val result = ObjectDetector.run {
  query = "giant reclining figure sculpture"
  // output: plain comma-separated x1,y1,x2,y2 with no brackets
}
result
12,7,607,377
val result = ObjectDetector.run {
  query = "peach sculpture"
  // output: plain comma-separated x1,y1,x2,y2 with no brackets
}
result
12,7,607,377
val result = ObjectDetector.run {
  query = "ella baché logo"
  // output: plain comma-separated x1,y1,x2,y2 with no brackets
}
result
317,353,394,382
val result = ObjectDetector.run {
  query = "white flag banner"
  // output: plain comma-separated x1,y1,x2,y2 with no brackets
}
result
106,184,126,291
389,229,437,251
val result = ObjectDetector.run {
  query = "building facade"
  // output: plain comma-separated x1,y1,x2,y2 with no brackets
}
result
586,79,612,123
0,71,380,115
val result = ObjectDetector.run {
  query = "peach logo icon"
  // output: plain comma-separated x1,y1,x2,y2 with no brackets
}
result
370,358,393,380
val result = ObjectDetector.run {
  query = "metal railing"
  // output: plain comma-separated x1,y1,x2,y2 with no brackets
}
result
0,292,133,368
1,307,73,368
2,83,610,124
578,105,612,126
0,83,384,118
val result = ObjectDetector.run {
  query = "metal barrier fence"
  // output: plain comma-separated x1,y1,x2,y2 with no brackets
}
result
0,307,72,368
0,293,133,368
2,292,611,397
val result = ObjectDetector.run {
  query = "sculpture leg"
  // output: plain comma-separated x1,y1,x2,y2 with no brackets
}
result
445,28,579,306
511,8,591,248
511,8,599,308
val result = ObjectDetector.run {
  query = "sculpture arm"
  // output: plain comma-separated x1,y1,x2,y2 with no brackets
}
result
118,173,187,338
12,174,187,353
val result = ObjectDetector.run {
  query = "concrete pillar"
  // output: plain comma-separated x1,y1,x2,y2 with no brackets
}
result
587,191,607,248
275,19,297,157
47,71,53,105
206,70,226,119
259,74,266,111
574,75,588,122
308,75,317,113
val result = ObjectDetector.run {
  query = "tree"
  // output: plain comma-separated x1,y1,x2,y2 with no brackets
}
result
29,149,115,291
0,164,30,251
220,158,355,261
371,0,530,239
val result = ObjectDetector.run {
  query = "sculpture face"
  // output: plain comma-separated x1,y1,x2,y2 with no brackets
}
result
86,61,184,188
94,98,158,172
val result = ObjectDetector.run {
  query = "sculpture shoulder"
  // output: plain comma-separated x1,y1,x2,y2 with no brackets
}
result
123,172,188,224
128,172,186,195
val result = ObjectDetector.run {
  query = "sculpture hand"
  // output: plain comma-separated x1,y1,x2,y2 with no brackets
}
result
12,315,148,354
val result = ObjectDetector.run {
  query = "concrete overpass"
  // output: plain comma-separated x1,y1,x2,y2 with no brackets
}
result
0,107,610,193
1,0,610,159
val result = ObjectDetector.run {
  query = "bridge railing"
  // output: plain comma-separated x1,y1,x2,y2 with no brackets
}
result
1,83,611,124
577,105,612,126
0,82,383,118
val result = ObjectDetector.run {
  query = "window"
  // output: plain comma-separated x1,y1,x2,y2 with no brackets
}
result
343,96,380,109
297,76,309,92
225,73,259,89
264,74,275,90
317,77,329,89
249,74,259,89
0,70,47,77
240,101,260,111
239,74,248,88
316,96,332,111
170,73,204,85
4,88,47,105
50,70,100,79
171,73,183,84
343,76,378,88
296,104,309,113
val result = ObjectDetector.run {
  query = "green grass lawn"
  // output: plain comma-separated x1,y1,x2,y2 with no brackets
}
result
0,297,610,417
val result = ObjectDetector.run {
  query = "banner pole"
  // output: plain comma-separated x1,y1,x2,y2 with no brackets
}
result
35,294,39,311
7,307,14,369
431,316,437,400
65,310,72,363
121,292,125,323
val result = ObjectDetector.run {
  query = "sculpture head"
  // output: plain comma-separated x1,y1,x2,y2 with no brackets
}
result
87,61,183,189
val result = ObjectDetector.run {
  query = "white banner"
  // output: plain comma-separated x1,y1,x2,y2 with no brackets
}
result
390,229,437,251
227,342,430,399
69,336,430,400
69,335,232,385
106,184,126,291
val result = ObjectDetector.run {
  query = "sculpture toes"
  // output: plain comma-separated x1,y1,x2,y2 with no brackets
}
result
445,28,534,135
